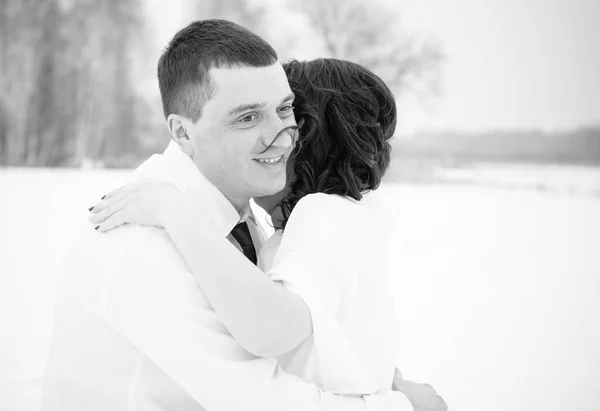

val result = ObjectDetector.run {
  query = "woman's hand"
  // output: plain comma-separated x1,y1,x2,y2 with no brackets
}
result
393,368,449,411
88,182,184,232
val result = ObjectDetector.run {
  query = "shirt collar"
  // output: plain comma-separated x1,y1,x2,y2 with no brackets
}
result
134,141,256,237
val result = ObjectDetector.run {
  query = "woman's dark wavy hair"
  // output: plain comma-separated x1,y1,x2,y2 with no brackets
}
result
278,58,397,229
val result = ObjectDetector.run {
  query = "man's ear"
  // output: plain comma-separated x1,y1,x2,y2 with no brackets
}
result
167,114,194,157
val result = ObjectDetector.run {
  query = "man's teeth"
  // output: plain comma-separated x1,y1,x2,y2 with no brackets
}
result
257,156,282,164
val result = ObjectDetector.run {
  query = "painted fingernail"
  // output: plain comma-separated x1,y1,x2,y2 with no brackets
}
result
88,206,94,212
94,225,99,230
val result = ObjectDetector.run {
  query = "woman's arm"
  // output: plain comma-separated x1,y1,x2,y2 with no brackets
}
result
89,183,312,357
160,197,313,357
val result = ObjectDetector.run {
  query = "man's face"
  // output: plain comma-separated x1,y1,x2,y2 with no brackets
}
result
186,63,296,208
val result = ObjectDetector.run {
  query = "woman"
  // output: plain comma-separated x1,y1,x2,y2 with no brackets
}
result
90,58,398,395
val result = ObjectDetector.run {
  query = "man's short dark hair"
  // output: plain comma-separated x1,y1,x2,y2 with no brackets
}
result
158,19,278,121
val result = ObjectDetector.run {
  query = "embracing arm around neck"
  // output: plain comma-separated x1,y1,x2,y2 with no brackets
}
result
159,197,313,358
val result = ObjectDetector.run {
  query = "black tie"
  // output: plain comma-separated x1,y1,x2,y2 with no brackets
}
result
229,222,257,265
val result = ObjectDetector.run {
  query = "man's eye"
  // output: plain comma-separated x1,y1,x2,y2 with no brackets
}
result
278,105,294,114
240,114,258,123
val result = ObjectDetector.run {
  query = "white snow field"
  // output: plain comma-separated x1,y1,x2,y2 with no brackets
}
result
1,166,599,411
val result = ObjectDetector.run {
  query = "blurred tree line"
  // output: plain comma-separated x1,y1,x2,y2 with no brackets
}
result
394,125,600,166
0,0,445,167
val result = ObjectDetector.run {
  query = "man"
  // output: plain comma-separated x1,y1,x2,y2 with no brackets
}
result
42,19,443,410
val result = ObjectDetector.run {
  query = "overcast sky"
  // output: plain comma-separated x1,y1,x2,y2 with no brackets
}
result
145,0,600,133
395,0,600,132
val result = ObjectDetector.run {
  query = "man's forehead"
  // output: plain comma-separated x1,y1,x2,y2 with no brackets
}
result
207,64,292,113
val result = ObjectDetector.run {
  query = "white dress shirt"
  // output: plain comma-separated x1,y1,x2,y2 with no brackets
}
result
260,192,399,395
42,142,411,411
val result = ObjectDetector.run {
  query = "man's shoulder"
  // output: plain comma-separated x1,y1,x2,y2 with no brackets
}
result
66,224,167,257
59,224,187,291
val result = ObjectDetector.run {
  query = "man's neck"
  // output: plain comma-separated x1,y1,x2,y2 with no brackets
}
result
210,183,251,221
193,166,250,221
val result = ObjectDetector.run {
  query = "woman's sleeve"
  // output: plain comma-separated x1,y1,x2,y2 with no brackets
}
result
268,194,367,394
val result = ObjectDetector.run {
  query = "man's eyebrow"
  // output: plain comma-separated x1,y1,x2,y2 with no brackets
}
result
227,93,295,117
280,93,295,105
228,102,266,117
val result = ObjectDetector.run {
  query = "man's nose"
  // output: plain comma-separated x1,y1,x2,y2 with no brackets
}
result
272,128,295,149
261,117,295,150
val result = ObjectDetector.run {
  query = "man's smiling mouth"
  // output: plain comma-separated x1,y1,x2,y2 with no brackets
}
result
255,155,283,164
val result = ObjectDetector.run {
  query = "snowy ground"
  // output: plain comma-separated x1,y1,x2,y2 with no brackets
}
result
432,162,600,197
1,166,599,411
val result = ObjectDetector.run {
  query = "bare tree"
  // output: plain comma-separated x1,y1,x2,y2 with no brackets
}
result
0,0,7,164
0,0,147,166
60,0,146,167
290,0,444,99
0,0,48,165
